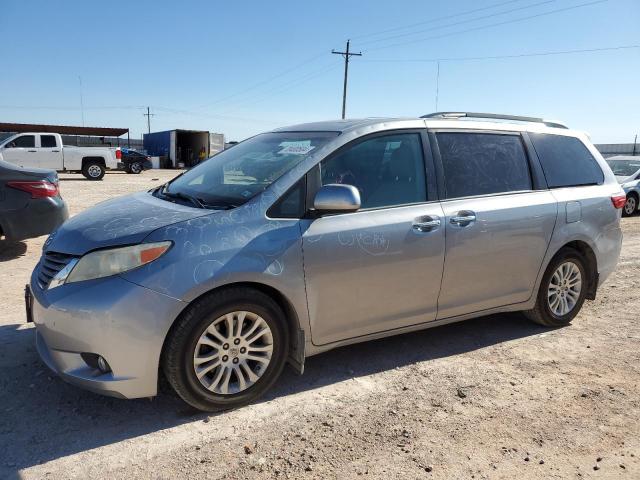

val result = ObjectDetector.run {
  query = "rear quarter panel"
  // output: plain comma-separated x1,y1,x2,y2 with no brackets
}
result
62,147,117,170
546,184,622,284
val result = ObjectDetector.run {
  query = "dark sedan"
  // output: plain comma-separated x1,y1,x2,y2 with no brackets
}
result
0,158,68,242
118,149,152,174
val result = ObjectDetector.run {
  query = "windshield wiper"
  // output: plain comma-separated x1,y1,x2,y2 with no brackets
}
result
161,186,205,208
200,202,238,210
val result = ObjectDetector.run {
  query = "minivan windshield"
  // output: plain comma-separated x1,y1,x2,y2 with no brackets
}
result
606,159,640,177
163,131,338,208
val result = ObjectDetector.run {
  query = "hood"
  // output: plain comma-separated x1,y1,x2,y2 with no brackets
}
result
46,191,212,255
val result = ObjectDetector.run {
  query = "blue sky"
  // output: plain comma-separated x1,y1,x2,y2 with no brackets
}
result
0,0,638,143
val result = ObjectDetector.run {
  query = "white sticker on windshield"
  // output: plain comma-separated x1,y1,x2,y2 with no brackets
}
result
278,141,315,155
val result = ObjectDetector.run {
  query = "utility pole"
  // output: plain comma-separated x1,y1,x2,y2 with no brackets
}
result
332,40,362,119
143,106,155,134
435,60,441,112
78,76,85,127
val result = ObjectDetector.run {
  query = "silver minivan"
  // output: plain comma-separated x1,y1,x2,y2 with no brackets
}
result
28,113,624,411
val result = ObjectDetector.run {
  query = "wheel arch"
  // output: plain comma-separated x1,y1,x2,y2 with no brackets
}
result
554,240,598,300
162,281,305,374
81,156,106,169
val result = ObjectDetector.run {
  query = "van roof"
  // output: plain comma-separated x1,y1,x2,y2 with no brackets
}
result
273,113,573,135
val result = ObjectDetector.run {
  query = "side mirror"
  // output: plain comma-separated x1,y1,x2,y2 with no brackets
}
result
313,184,361,214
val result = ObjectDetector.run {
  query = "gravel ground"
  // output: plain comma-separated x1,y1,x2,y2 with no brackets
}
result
0,170,638,479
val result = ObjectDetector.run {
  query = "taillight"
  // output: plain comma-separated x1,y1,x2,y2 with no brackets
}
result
611,194,626,209
116,149,122,159
7,181,59,199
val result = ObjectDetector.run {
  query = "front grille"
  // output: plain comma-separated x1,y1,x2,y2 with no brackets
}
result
37,251,76,289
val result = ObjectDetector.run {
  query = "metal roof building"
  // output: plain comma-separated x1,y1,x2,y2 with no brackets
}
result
595,143,639,158
0,122,128,137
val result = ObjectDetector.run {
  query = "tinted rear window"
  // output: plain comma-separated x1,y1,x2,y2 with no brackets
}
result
40,135,57,148
529,133,604,188
436,132,532,199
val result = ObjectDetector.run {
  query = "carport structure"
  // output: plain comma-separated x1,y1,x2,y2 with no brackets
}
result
0,122,130,147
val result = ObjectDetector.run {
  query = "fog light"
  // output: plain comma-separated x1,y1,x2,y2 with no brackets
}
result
97,355,111,374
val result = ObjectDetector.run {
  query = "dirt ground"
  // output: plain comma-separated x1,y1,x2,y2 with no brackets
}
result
0,170,638,479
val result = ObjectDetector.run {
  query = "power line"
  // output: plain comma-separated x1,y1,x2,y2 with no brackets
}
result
194,51,327,110
0,105,145,111
351,0,526,41
356,0,556,48
332,40,363,119
207,61,342,115
361,44,640,63
184,2,538,114
363,0,609,53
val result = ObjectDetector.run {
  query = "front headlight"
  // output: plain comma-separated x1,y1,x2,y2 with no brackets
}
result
62,241,172,285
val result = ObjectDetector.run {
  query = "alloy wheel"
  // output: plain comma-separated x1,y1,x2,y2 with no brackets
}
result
624,196,636,216
547,261,582,317
193,311,273,395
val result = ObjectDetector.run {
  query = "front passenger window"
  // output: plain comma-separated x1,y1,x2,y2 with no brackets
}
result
320,133,427,209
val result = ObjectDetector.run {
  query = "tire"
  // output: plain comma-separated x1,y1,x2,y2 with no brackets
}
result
622,194,637,217
82,161,105,180
524,248,588,327
162,287,289,412
129,161,143,174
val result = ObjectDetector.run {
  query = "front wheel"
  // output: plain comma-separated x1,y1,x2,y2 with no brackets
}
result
622,194,637,217
162,288,289,411
524,248,588,327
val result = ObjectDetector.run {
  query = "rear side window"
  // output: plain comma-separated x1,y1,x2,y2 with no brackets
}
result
529,133,604,188
40,135,57,148
436,133,532,199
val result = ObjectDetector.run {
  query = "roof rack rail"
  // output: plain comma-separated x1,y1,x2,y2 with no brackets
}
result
421,112,568,129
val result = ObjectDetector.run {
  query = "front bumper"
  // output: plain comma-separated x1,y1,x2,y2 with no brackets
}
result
30,272,185,399
1,196,68,241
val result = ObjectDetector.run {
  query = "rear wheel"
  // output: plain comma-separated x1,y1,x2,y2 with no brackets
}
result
129,161,143,174
162,288,289,412
623,194,637,217
524,248,588,327
82,161,105,180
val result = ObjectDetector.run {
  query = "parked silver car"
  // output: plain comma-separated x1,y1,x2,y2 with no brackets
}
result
605,155,640,216
28,113,624,411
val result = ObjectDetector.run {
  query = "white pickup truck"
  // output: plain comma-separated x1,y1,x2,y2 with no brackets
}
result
0,132,120,180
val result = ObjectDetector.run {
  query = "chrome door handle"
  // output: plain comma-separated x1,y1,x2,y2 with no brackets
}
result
450,212,476,226
412,217,441,232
